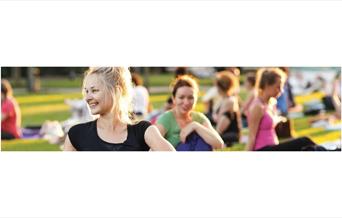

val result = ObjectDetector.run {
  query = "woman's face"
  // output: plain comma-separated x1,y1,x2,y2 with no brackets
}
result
83,74,113,115
173,86,196,114
267,77,284,98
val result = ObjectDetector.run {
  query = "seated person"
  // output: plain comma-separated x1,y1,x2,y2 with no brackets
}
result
156,75,224,151
212,71,242,146
1,79,21,140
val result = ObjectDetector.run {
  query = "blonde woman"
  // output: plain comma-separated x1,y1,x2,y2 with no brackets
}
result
64,67,175,151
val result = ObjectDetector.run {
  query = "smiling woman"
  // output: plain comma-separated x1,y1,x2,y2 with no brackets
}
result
156,75,224,151
63,67,175,151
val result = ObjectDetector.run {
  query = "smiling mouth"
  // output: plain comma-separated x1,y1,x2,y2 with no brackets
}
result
88,102,98,108
182,107,191,111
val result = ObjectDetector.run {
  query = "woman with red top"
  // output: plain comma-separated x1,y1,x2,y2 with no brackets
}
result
1,79,22,140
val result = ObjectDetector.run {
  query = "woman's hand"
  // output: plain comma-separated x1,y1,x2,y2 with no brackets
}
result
180,121,198,143
275,115,287,124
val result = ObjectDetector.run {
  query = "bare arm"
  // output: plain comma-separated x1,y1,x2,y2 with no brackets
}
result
215,99,233,134
241,92,255,116
180,120,224,149
246,104,263,151
145,125,175,151
63,135,77,151
155,123,166,137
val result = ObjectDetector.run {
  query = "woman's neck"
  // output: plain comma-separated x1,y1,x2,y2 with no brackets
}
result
98,113,124,131
173,108,191,120
258,92,271,105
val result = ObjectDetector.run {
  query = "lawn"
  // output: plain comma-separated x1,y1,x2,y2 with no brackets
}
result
1,86,340,151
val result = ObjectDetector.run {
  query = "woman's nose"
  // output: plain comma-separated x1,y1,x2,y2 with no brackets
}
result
185,99,192,106
85,93,93,101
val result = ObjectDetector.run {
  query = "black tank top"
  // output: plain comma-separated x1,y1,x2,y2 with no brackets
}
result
215,99,241,135
68,120,151,151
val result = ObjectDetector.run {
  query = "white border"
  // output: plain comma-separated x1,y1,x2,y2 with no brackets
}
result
0,1,341,218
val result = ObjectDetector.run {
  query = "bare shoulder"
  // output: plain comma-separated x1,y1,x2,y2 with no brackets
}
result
63,134,76,151
249,102,264,117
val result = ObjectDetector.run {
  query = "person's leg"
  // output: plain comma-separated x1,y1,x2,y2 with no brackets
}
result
276,137,316,151
258,137,320,151
221,132,239,147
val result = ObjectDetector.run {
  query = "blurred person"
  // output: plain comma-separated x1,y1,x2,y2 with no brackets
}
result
202,82,222,125
332,73,341,119
212,71,242,146
174,67,188,78
276,67,297,116
156,75,224,151
147,96,174,124
246,68,321,151
241,72,257,127
333,72,341,99
131,72,151,120
274,67,298,139
202,67,240,125
64,67,175,151
1,79,22,140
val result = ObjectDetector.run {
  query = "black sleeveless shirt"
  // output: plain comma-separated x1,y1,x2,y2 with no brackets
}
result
68,120,151,151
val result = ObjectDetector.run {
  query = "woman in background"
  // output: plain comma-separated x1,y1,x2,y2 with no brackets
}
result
156,75,224,150
1,79,22,140
131,72,151,120
212,71,242,146
246,68,319,151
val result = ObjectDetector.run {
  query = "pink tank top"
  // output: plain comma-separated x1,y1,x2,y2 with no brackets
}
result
249,98,279,150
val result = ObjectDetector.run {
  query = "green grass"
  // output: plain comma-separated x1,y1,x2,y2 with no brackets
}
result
16,92,82,126
1,139,61,151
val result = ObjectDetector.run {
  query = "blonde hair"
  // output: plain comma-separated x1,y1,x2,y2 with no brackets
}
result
83,67,133,124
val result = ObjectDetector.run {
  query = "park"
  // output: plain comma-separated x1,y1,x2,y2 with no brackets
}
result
1,67,341,151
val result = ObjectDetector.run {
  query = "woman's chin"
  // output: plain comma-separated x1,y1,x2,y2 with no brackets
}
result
90,110,99,115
